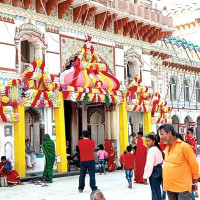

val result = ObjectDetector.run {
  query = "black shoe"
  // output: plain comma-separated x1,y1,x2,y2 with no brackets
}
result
92,187,98,192
79,189,83,193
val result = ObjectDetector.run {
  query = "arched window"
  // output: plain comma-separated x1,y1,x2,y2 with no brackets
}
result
170,77,177,101
184,116,190,131
196,81,200,103
172,115,179,134
184,80,190,102
15,22,46,73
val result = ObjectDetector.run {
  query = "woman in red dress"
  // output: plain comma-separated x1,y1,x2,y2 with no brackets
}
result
134,132,147,183
0,156,22,185
185,128,197,155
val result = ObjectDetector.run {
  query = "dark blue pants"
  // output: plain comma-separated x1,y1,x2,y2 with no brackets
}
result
191,191,195,200
162,181,166,199
99,159,105,174
78,160,98,191
149,165,162,200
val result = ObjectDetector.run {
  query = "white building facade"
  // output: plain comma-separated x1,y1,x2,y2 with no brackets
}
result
0,0,173,175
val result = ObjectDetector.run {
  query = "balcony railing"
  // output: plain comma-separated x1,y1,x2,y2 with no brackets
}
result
94,0,173,28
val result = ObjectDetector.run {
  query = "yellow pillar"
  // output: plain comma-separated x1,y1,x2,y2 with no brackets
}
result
119,97,128,155
143,111,152,135
54,93,67,173
14,106,26,178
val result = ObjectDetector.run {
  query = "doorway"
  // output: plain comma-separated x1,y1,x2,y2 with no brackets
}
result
25,108,43,153
64,101,72,154
87,106,105,148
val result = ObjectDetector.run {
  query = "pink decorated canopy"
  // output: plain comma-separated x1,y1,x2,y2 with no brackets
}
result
63,36,120,91
62,37,123,104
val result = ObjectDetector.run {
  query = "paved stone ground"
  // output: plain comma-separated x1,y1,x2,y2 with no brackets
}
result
1,156,200,200
0,170,158,200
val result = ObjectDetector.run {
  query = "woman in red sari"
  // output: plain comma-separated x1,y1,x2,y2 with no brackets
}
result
134,132,147,183
0,156,22,185
105,139,116,172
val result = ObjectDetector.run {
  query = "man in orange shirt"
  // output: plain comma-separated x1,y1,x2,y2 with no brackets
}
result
159,124,199,200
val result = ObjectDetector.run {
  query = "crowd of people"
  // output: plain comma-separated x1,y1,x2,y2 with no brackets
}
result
77,124,200,200
120,124,199,200
0,124,199,200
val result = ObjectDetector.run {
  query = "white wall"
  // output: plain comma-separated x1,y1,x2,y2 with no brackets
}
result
0,21,15,44
0,44,15,69
115,48,124,66
115,47,125,86
142,54,151,86
46,33,60,74
46,33,60,53
116,66,125,86
47,53,60,74
0,19,16,69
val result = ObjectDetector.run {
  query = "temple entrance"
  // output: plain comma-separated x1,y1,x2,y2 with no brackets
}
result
128,112,142,136
87,106,105,148
25,108,45,173
64,101,72,154
25,108,44,154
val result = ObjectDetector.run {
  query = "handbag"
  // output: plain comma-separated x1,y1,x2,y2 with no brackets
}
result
0,176,8,187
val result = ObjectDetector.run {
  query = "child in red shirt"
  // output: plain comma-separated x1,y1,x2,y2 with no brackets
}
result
120,150,127,170
123,145,136,189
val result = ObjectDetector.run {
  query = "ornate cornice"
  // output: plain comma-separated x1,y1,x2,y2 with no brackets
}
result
0,3,170,52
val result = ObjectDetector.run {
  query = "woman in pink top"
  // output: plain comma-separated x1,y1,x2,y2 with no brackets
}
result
97,144,108,175
143,135,164,200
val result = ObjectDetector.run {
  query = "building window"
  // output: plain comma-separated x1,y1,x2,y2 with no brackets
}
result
170,77,177,101
127,60,140,84
184,116,190,131
184,80,190,102
151,80,155,94
20,40,36,72
21,40,30,63
172,115,179,134
196,81,200,103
